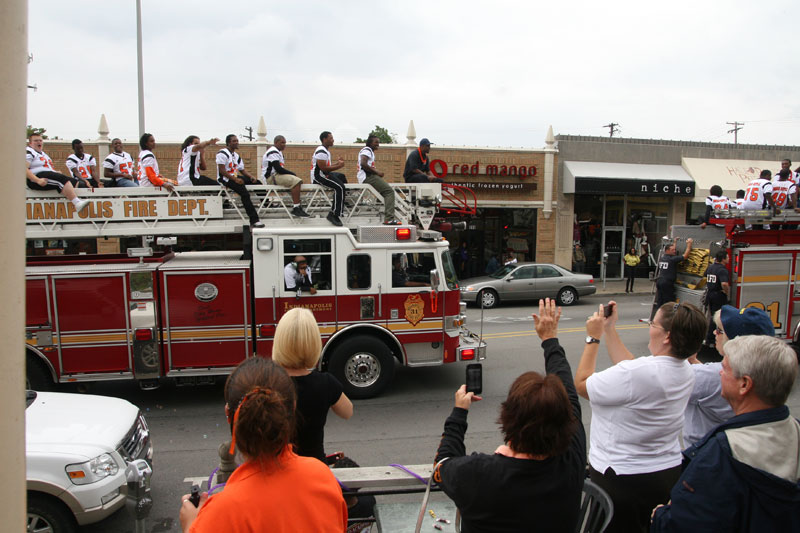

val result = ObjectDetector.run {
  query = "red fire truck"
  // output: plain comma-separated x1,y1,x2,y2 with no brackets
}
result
25,183,486,398
665,210,800,350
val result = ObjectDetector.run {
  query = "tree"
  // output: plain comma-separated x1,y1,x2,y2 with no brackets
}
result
355,125,396,144
27,125,48,139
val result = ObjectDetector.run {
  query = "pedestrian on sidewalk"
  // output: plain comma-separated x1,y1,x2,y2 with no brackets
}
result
624,247,640,293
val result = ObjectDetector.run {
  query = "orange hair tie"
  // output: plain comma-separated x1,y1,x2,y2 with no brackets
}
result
228,387,272,455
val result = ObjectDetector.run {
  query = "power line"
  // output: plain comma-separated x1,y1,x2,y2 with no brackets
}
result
603,123,620,137
726,121,744,145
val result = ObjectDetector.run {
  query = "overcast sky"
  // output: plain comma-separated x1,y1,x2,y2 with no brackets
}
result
26,0,800,148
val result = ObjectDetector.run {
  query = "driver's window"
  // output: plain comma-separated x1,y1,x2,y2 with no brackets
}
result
283,238,332,292
391,252,435,288
512,266,535,279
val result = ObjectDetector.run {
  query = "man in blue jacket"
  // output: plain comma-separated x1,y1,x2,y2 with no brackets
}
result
651,335,800,532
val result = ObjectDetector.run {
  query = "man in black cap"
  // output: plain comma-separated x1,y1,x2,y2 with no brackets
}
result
403,138,443,183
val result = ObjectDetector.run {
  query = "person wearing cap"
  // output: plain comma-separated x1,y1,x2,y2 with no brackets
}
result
403,138,444,183
652,334,799,532
683,305,774,447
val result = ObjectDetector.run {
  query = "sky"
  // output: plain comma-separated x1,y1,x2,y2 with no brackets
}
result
26,0,800,148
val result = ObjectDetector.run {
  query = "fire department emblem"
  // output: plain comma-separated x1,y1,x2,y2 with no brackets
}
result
403,294,425,326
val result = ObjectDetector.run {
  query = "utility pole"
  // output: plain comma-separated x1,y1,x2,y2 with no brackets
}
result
603,123,620,137
726,121,743,145
242,126,254,141
136,0,146,138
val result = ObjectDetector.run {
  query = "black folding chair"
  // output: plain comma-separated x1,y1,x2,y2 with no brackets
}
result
575,479,613,533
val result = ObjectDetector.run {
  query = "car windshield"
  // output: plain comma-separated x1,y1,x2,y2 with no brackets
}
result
489,265,517,279
441,250,458,290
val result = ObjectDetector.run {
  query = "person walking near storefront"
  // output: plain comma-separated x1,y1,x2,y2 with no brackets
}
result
624,248,640,293
573,243,586,273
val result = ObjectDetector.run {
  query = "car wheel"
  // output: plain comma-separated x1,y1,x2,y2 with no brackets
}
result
328,335,395,399
478,289,499,309
557,287,578,306
27,494,77,533
26,354,54,391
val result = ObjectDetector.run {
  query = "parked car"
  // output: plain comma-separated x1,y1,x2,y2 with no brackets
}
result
26,390,152,533
460,262,595,308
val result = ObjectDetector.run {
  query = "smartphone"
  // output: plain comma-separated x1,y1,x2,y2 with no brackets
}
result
604,303,615,318
466,363,482,395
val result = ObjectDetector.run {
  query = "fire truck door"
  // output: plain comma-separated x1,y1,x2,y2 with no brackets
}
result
162,270,250,370
52,274,132,374
735,250,795,337
386,252,444,365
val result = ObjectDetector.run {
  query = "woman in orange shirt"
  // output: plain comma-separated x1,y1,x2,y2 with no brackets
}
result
178,357,347,532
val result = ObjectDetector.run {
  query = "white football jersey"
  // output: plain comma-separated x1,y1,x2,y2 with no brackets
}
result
734,198,744,209
216,148,244,181
137,150,160,187
771,179,797,209
356,146,375,184
103,151,135,177
705,195,730,210
742,178,773,210
26,147,56,175
310,146,331,182
263,146,285,182
177,146,203,186
66,153,96,181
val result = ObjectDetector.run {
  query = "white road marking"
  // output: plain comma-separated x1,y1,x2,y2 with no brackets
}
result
183,476,207,487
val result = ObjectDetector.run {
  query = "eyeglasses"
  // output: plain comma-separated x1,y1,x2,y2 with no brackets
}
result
714,326,724,335
647,319,667,331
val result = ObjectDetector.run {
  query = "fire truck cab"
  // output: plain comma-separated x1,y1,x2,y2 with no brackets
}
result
25,183,486,398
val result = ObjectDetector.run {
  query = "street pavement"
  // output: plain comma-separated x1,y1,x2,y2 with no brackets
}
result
77,289,800,532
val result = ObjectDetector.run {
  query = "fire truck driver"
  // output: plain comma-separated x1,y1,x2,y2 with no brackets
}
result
654,238,693,314
392,255,427,288
285,256,317,295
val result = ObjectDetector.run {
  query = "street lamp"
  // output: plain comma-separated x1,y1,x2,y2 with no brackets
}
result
136,0,145,137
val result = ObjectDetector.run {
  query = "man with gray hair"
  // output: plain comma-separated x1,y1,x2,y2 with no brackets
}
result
652,335,800,531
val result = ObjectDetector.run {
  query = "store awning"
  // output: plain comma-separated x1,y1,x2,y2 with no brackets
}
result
681,158,780,199
563,161,695,196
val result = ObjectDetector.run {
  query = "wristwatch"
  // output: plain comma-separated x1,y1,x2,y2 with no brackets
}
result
585,336,600,345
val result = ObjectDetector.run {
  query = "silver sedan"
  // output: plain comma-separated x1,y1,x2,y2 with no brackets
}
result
459,262,596,308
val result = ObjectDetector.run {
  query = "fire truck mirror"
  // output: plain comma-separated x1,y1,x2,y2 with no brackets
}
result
130,271,154,299
430,269,440,290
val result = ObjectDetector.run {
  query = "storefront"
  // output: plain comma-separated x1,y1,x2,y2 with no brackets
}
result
563,161,696,279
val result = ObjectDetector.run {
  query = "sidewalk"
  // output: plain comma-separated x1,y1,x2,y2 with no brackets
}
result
594,278,655,296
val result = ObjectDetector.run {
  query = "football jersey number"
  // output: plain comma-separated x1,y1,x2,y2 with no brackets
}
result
774,192,787,206
78,166,89,178
40,157,53,170
120,162,132,174
746,186,760,202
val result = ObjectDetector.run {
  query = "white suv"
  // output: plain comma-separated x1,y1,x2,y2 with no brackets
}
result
26,390,153,532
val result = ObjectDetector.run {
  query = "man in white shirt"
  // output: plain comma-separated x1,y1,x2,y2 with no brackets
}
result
66,139,101,188
311,131,347,226
263,135,310,218
358,135,398,225
742,169,776,229
26,133,90,213
778,158,800,186
284,256,316,295
216,134,264,228
699,185,729,228
177,135,218,186
103,138,138,187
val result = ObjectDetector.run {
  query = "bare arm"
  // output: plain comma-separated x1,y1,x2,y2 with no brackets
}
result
601,300,635,364
26,164,47,186
317,156,345,172
575,304,606,399
192,137,219,153
360,154,383,177
331,392,353,420
682,238,693,260
218,163,243,184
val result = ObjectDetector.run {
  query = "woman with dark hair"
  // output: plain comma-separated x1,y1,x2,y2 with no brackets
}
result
177,135,219,186
137,133,175,190
624,247,640,293
575,301,706,533
434,298,586,532
178,357,347,532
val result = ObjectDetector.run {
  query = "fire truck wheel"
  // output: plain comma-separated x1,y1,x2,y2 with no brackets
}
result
478,289,499,309
557,287,578,306
329,336,395,399
26,354,53,392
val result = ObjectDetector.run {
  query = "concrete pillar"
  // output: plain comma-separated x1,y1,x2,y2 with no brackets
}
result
542,125,556,218
0,0,29,529
256,116,267,183
405,120,416,157
96,113,110,164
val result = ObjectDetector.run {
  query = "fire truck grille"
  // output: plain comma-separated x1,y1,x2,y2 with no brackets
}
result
118,412,150,463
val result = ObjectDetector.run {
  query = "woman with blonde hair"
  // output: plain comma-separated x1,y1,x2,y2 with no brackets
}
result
272,307,353,461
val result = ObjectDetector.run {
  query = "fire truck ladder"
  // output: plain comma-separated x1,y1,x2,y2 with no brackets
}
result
440,183,478,216
25,183,444,239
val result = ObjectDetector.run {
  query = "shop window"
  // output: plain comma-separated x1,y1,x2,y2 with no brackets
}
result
347,254,371,290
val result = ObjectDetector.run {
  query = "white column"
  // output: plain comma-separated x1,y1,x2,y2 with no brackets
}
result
256,116,268,183
0,0,29,528
542,125,556,218
96,114,110,164
405,119,416,158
